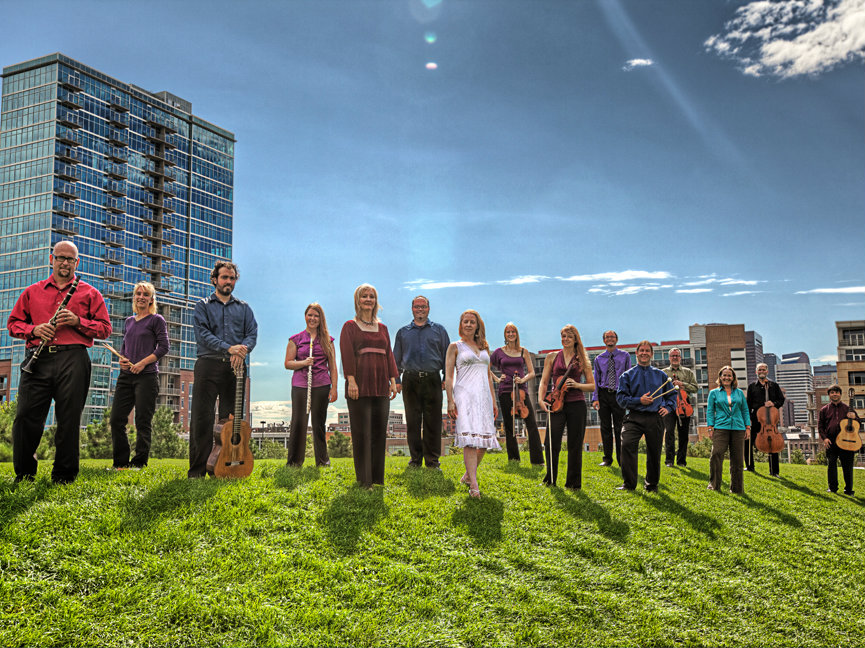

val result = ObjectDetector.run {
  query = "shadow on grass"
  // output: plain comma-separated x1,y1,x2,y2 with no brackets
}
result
321,484,388,554
123,477,225,529
451,495,504,546
645,491,722,539
737,493,802,527
394,467,456,499
271,464,322,491
0,477,54,528
776,476,832,501
500,461,546,480
551,487,630,543
681,466,710,481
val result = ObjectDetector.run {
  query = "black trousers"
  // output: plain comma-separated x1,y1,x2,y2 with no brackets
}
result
110,371,159,467
826,442,855,493
286,384,331,467
498,391,544,464
189,356,238,478
746,423,780,475
544,400,587,488
13,347,91,482
664,412,691,465
620,410,664,490
597,388,625,465
401,372,443,468
346,395,389,487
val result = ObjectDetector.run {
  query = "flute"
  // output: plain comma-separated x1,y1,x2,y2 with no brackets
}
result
21,276,81,374
306,338,314,414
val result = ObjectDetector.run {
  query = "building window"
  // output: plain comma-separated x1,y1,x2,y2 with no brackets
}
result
848,372,865,386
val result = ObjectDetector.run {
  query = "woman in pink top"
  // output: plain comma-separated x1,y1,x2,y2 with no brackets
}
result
339,284,398,488
284,303,338,467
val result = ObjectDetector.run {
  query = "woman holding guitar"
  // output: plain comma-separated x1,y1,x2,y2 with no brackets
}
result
284,303,338,468
707,366,750,494
537,325,594,489
490,323,544,465
339,284,399,489
818,384,861,495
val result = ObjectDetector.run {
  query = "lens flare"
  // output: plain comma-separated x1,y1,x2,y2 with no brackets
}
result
426,62,438,70
425,31,437,44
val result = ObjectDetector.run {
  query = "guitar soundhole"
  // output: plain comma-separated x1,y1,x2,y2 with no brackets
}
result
225,460,245,466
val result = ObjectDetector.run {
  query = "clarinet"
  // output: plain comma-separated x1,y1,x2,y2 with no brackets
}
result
21,276,81,374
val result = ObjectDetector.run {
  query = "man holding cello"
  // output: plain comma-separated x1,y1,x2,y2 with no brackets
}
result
662,348,697,468
745,362,785,476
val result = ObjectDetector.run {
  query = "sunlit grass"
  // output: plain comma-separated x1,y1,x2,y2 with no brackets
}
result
1,454,863,647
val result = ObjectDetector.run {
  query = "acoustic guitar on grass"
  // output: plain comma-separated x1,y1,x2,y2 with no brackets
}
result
206,365,254,478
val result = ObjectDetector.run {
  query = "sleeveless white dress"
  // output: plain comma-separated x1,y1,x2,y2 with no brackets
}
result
453,341,501,450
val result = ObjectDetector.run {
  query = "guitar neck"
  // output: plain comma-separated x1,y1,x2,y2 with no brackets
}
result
234,368,245,433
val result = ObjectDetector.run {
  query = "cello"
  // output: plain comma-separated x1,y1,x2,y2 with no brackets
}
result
835,388,862,452
206,365,255,478
755,383,784,454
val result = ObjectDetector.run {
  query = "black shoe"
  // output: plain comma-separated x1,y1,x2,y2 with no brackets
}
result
677,462,687,467
745,467,755,472
844,490,855,496
615,484,634,491
599,460,612,467
827,488,837,493
665,462,673,468
644,485,658,492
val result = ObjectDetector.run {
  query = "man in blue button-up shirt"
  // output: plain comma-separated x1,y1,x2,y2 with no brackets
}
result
393,295,450,469
615,340,675,492
189,261,258,478
591,330,631,467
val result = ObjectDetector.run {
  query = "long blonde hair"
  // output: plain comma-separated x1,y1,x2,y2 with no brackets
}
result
305,302,334,359
561,324,590,375
503,322,522,352
459,310,489,351
133,281,157,315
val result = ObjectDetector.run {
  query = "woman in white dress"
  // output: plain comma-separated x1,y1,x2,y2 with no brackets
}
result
445,310,500,498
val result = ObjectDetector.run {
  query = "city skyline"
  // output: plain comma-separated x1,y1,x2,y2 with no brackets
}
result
1,0,862,424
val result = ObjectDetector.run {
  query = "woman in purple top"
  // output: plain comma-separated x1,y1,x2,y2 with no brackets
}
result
109,281,169,469
537,325,595,489
490,323,544,465
284,302,338,467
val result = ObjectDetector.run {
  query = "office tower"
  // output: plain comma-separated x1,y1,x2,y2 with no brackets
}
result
1,53,235,427
835,320,865,411
745,330,763,386
776,352,813,427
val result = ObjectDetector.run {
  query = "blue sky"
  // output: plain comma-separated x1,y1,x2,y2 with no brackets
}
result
3,0,863,423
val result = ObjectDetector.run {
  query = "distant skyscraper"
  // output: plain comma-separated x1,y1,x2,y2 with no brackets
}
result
776,353,813,427
763,353,778,382
745,330,763,386
0,53,235,426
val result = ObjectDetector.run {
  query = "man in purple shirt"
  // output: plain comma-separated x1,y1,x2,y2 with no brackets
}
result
591,330,631,467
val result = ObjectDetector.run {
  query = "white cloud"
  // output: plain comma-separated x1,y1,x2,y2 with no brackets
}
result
722,290,763,297
676,288,713,294
622,58,654,71
818,354,838,362
408,280,486,290
559,270,672,282
705,0,865,78
683,276,760,287
250,361,269,367
590,284,665,296
496,275,549,285
250,400,292,424
796,286,865,294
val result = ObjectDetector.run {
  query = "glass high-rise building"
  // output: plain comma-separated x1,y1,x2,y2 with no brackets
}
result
0,53,235,427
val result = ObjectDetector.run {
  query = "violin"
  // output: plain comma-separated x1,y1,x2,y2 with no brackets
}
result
755,383,784,454
206,366,254,478
835,388,862,452
673,373,693,417
511,372,529,419
544,355,578,413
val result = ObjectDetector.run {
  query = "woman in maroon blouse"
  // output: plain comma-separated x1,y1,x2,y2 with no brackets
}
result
339,284,398,488
537,324,595,489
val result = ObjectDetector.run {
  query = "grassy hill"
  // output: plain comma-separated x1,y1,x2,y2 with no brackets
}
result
1,453,863,647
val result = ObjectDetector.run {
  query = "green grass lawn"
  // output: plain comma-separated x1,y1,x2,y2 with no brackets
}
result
1,453,863,647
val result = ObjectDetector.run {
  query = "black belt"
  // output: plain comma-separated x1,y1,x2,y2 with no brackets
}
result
599,387,617,392
404,370,439,379
37,344,86,354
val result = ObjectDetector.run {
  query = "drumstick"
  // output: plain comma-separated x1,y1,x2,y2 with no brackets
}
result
649,377,671,397
100,342,126,361
652,387,678,400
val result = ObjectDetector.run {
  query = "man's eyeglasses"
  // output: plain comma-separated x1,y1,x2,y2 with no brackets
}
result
53,255,77,264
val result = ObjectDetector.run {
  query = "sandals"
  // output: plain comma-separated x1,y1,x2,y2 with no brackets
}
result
460,474,470,487
469,488,481,499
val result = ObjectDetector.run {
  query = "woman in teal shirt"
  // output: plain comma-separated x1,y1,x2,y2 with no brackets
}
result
706,366,751,494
